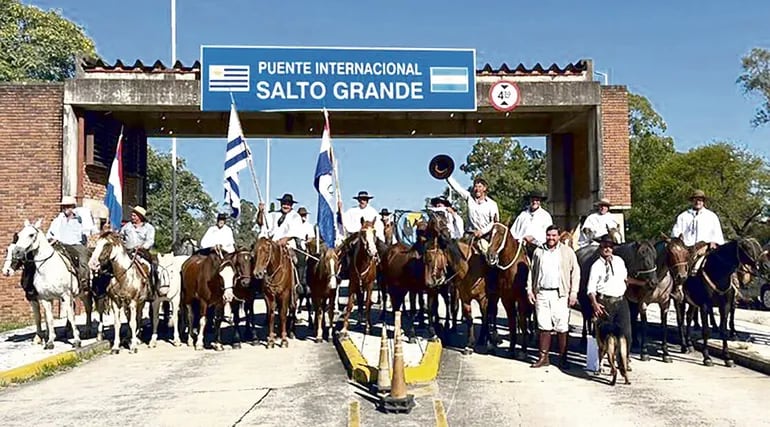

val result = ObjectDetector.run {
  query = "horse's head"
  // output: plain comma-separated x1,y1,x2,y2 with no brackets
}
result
661,233,690,286
424,238,448,288
13,219,44,259
607,224,623,244
319,246,341,290
559,231,574,249
632,240,659,284
737,237,766,278
484,223,511,267
383,221,395,244
88,231,122,272
252,237,274,279
359,219,378,258
228,248,254,288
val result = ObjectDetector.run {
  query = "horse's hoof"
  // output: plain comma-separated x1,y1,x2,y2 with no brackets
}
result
288,332,295,339
703,358,713,367
44,342,54,350
624,379,631,385
111,349,120,355
662,355,673,363
268,340,275,349
462,347,473,355
680,346,688,354
409,336,417,344
172,340,182,347
130,347,138,354
72,340,81,348
213,343,224,352
626,365,633,372
687,346,695,354
725,359,735,368
97,334,104,342
640,353,650,362
33,336,43,345
281,339,289,348
195,344,204,351
232,342,242,350
149,340,157,349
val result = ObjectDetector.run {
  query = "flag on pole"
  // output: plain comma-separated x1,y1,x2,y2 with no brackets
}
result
314,108,337,247
224,101,250,218
104,129,123,229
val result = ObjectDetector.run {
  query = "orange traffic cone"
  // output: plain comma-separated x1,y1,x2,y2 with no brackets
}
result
380,311,415,413
374,323,391,394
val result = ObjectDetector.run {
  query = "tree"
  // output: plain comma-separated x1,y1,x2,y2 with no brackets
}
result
459,137,546,223
147,147,216,253
0,0,98,82
233,200,259,249
738,47,770,127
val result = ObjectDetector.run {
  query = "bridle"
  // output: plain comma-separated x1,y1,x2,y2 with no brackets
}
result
487,223,524,271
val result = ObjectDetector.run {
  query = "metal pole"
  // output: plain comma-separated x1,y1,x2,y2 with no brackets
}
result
266,138,271,207
171,0,178,245
594,70,608,86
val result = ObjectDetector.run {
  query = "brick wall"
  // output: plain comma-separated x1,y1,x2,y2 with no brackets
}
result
600,86,631,207
0,84,64,322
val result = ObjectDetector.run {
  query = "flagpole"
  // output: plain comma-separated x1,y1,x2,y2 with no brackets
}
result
266,138,271,206
229,93,263,204
170,0,178,246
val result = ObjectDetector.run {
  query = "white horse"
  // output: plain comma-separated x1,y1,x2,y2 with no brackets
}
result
11,219,82,349
149,253,187,348
88,232,149,354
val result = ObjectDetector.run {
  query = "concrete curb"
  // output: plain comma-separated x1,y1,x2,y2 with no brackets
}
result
691,340,770,375
333,334,442,386
0,340,111,386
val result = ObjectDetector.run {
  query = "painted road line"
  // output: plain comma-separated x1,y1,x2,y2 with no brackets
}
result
348,400,361,427
0,340,109,386
434,399,448,427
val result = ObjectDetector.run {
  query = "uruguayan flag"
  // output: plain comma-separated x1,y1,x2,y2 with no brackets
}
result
429,67,469,93
313,109,337,248
224,102,250,218
209,65,250,92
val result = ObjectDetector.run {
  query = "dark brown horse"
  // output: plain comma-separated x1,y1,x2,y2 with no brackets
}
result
180,251,236,351
340,220,379,336
381,239,425,340
227,248,257,348
252,237,295,348
423,236,460,340
306,238,341,342
482,222,531,357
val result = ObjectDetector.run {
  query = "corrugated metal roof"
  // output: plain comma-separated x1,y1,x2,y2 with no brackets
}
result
79,58,589,76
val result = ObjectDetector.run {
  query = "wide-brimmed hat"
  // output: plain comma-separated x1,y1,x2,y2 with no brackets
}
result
430,196,452,208
689,189,707,200
216,212,228,221
353,191,374,200
298,207,309,215
593,234,617,246
379,208,391,216
132,206,147,219
59,196,77,206
594,198,612,207
526,190,548,201
277,193,297,205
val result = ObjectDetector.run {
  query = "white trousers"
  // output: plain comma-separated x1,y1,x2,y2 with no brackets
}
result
535,289,570,333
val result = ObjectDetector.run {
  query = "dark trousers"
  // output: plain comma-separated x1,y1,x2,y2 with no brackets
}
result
596,295,632,342
59,243,90,289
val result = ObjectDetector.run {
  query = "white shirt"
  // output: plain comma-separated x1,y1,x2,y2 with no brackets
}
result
341,205,382,236
446,176,499,235
427,206,465,239
578,212,621,248
377,216,398,245
537,246,562,290
297,221,315,242
510,207,553,246
261,210,304,242
587,255,628,298
46,212,87,245
200,224,235,253
671,207,725,247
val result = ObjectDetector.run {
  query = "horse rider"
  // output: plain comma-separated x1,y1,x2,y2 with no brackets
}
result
510,190,553,259
577,198,622,248
119,205,160,296
429,196,465,240
199,212,236,256
337,191,388,278
671,189,725,275
527,224,580,369
296,207,316,249
257,193,307,292
377,208,398,245
46,196,95,291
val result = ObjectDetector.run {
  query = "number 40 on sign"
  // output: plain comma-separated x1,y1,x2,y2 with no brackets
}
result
489,80,521,112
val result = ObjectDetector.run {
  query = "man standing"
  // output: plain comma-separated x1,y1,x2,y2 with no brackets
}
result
578,198,621,248
199,213,236,254
511,190,553,248
46,196,92,290
119,205,159,295
671,190,725,273
527,225,580,369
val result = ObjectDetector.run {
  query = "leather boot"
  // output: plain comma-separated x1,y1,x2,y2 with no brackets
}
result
530,331,551,368
558,332,569,369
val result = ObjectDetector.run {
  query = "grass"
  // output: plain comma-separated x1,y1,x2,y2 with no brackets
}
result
0,341,109,387
0,321,30,334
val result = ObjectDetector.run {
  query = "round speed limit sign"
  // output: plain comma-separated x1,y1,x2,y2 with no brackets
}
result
489,81,521,112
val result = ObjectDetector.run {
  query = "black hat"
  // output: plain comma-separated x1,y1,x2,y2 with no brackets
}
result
430,196,452,208
298,207,309,215
380,208,391,216
526,190,548,201
593,234,617,246
353,191,374,200
277,193,297,205
216,213,228,221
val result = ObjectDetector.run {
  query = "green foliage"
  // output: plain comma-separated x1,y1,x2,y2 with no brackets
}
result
146,147,216,253
233,200,258,249
0,0,98,81
458,136,546,222
738,47,770,127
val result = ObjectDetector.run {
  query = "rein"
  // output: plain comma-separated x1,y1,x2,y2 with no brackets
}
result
490,223,524,271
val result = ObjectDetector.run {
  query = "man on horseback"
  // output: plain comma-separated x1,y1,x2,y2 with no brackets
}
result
671,189,725,275
429,196,465,240
119,206,160,296
199,213,236,255
377,208,398,245
577,198,622,248
337,191,388,279
257,193,307,295
510,190,553,258
46,196,93,291
296,207,316,246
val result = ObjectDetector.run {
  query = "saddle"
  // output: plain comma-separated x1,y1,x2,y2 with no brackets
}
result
688,242,711,277
51,242,82,281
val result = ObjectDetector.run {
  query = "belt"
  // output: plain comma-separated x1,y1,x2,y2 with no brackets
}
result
539,288,560,291
598,293,623,301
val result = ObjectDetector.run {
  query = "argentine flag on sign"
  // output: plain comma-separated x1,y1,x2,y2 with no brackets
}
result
224,102,250,218
314,109,337,248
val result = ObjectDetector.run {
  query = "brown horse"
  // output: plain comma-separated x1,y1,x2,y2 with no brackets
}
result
227,248,258,348
306,238,341,342
180,251,236,351
375,219,398,319
381,240,425,340
423,236,460,339
482,222,532,357
252,237,295,348
340,220,379,336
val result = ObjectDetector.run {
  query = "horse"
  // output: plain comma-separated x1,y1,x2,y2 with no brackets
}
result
225,248,257,348
148,253,187,348
12,219,84,350
482,222,531,358
381,239,425,340
375,219,398,315
88,231,152,354
306,238,340,342
252,237,295,348
179,249,236,351
423,236,460,340
340,220,379,336
683,237,766,367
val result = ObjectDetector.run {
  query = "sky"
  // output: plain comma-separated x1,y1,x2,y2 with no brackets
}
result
25,0,770,215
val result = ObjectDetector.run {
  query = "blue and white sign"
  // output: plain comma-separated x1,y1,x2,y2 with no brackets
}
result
200,46,477,112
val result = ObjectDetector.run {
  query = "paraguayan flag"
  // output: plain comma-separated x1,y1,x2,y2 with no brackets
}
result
209,65,250,92
313,109,337,247
429,67,469,93
224,102,251,218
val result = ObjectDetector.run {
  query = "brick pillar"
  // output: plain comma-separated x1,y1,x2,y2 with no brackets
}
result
600,86,631,208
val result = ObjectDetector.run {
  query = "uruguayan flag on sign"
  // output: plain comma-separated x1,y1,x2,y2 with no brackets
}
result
313,109,337,248
429,67,469,93
209,65,250,92
224,102,250,218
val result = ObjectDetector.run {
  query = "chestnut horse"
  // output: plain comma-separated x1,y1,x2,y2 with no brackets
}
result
482,222,532,357
252,237,295,348
227,248,258,348
306,237,341,342
340,220,379,336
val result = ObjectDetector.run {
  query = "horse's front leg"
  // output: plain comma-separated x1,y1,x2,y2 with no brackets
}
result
39,299,55,350
230,301,242,349
196,303,207,351
149,299,160,348
365,281,374,336
462,300,474,355
700,305,712,366
639,307,650,361
660,301,672,363
128,301,139,353
82,292,94,339
62,294,81,348
729,297,737,340
111,301,122,354
212,305,224,351
169,297,181,346
719,300,734,367
29,300,43,345
279,293,289,348
185,303,195,347
265,294,276,348
340,282,356,337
